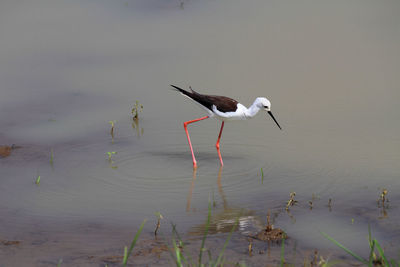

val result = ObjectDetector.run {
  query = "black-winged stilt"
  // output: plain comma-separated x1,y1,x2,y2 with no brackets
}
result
171,85,282,168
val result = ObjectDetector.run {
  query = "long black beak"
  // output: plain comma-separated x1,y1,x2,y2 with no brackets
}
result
268,111,282,130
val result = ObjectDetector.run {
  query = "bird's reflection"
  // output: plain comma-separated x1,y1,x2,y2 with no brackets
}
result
186,166,261,235
186,167,197,212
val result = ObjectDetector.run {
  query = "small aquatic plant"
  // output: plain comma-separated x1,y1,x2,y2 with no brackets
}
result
109,120,116,142
131,100,143,120
35,175,41,185
378,188,388,208
285,192,297,211
106,151,117,162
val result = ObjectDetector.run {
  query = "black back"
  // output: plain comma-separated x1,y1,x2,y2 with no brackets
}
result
171,85,238,113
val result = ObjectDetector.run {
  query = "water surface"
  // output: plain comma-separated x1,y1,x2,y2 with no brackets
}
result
1,0,399,265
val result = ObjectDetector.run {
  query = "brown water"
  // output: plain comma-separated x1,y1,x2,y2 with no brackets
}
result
1,0,399,266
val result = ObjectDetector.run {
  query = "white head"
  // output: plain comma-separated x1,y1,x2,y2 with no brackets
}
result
254,97,282,130
255,97,272,111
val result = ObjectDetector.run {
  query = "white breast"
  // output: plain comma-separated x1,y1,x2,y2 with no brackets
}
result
212,103,248,121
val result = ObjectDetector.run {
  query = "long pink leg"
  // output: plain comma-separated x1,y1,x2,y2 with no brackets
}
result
215,121,225,166
183,116,209,168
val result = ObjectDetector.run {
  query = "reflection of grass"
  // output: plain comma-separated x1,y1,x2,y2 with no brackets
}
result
322,225,398,266
50,148,54,166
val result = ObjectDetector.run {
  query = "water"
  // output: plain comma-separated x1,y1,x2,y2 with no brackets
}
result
1,0,399,265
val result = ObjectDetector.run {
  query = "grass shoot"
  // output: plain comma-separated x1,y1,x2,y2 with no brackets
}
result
50,148,54,166
35,175,41,185
261,167,264,184
122,219,147,267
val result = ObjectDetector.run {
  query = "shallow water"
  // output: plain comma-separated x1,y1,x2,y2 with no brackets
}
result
1,0,400,265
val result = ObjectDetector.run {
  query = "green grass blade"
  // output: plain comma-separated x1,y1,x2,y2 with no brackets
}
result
261,168,264,184
368,239,376,267
280,234,286,267
368,224,373,248
374,240,389,266
35,175,41,185
57,259,62,267
214,218,238,266
170,223,194,265
123,246,128,265
123,219,146,266
172,239,183,267
199,199,212,265
165,234,181,267
321,232,367,264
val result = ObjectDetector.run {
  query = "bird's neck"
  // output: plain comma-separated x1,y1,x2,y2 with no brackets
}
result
245,100,261,118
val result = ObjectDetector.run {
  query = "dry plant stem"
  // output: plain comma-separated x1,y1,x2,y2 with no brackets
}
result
286,192,297,211
266,211,272,231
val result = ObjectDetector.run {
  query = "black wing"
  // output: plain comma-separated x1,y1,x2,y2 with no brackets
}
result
171,85,238,113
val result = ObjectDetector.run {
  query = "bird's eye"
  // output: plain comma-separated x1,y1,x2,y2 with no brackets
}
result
264,106,269,109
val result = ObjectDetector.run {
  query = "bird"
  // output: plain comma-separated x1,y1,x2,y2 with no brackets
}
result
171,84,282,168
